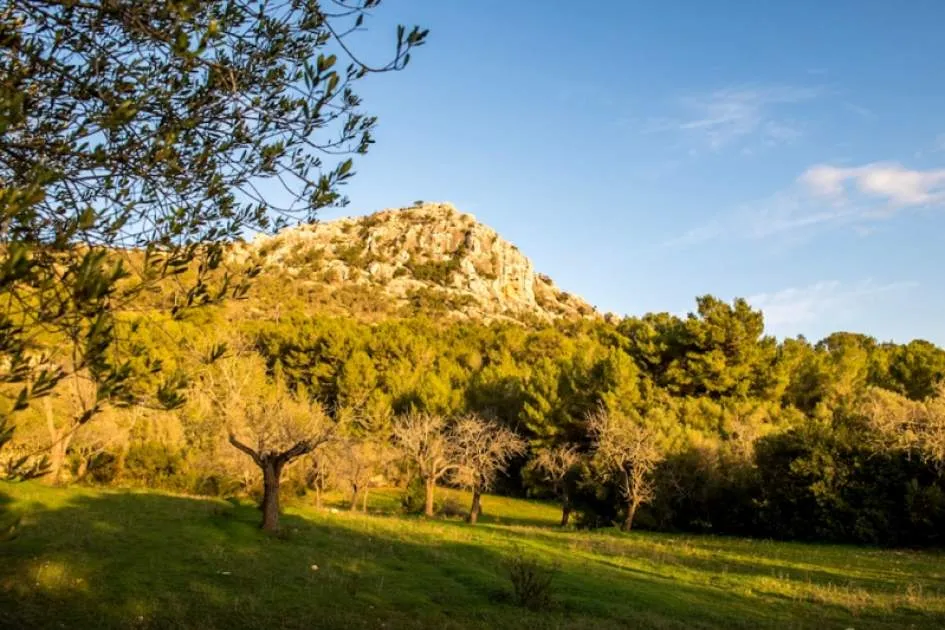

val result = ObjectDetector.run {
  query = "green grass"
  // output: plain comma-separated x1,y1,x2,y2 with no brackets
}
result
2,482,944,629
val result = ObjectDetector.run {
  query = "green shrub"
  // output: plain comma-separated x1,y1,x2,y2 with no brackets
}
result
437,496,466,518
503,552,557,610
335,244,365,267
124,442,183,488
401,477,426,514
87,452,119,484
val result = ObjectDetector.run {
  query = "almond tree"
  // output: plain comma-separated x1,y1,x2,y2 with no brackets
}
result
392,411,457,517
527,443,582,526
452,415,525,524
209,356,335,532
588,407,664,532
334,438,394,512
862,384,945,471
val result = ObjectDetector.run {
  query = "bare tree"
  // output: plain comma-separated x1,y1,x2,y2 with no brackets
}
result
392,411,457,517
334,438,395,512
452,415,526,524
209,357,335,532
527,444,582,527
588,407,663,532
304,452,333,510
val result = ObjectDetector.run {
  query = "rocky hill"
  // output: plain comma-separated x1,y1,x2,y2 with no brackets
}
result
232,202,595,322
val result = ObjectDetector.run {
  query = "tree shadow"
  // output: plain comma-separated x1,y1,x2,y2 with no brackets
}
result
490,524,945,596
315,487,559,529
0,483,941,630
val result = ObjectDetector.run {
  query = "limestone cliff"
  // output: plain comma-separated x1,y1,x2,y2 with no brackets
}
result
232,203,595,322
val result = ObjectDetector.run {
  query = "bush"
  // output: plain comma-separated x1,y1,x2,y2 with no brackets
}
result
400,479,466,517
87,452,119,484
503,552,557,610
400,477,426,514
123,442,183,488
191,474,242,498
437,496,465,518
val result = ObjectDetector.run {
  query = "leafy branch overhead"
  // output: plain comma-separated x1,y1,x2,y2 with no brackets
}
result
0,0,426,475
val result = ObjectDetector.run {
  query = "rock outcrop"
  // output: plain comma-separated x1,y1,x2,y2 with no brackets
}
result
232,202,595,322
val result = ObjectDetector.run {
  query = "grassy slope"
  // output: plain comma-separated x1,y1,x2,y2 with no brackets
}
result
1,483,944,629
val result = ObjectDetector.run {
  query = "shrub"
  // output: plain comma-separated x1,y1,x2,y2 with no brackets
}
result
437,496,466,518
87,452,119,484
191,474,242,498
503,552,557,610
123,442,183,488
335,244,365,267
401,477,427,514
400,480,466,517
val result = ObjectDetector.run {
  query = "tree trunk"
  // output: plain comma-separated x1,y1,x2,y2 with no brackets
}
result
261,458,284,533
624,499,638,532
43,399,72,485
361,486,369,512
349,484,360,511
560,502,572,527
467,488,482,524
424,476,436,517
76,454,90,482
314,484,323,510
114,440,131,481
49,428,74,485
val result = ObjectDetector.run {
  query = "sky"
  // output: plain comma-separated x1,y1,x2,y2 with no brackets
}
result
313,0,945,345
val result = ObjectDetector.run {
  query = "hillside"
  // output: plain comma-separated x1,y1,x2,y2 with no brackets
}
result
231,203,596,322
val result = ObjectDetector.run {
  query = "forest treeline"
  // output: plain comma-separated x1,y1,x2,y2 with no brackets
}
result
8,293,945,546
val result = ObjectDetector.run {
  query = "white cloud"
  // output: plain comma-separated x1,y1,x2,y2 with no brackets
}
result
801,162,945,206
666,162,945,247
649,85,819,152
748,280,917,332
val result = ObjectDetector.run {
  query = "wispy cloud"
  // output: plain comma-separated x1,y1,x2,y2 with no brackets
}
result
843,103,875,119
748,279,917,332
647,85,819,152
667,162,945,247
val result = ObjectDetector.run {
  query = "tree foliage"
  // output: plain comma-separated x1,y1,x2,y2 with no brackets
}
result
6,286,945,546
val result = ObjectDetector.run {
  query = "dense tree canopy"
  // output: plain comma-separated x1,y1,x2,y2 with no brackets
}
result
5,247,945,544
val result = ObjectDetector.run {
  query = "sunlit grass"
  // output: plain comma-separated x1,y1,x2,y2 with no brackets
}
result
2,481,944,629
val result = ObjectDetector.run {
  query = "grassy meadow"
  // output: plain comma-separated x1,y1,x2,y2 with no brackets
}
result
1,481,944,629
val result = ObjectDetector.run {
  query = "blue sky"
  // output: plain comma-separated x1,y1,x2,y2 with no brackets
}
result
315,0,945,345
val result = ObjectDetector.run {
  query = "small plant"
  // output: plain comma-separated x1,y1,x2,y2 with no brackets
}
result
437,496,466,518
335,243,366,267
400,477,426,514
503,551,557,610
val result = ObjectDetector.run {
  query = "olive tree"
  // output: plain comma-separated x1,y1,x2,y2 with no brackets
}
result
588,407,663,532
452,414,525,524
0,0,426,475
208,356,335,532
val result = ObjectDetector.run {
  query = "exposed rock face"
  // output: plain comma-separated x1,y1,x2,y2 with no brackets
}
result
232,202,595,321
